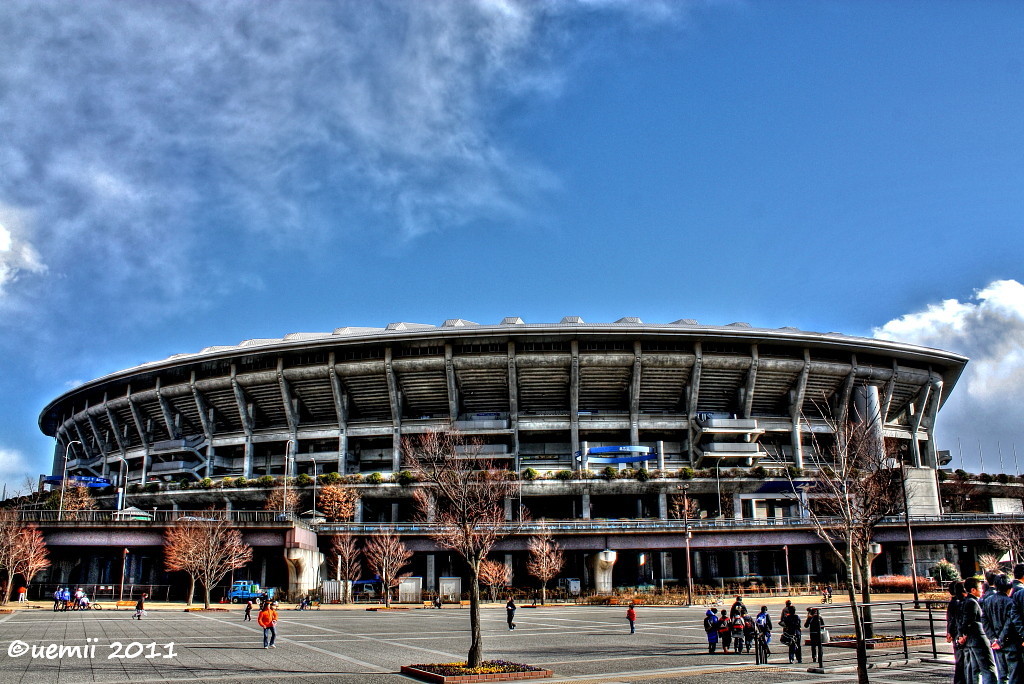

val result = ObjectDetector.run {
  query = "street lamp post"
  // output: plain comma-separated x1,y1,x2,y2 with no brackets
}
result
900,464,921,607
119,548,129,601
58,440,84,521
311,458,319,520
680,484,694,606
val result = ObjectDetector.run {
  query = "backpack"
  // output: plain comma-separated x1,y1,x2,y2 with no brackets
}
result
704,616,717,633
732,616,744,631
756,613,769,630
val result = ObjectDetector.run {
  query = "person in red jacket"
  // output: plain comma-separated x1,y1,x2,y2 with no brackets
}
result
258,603,278,648
626,605,637,634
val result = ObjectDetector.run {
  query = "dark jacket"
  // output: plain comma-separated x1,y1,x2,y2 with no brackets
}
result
782,612,801,635
755,611,773,633
730,601,747,617
983,593,1024,651
947,595,965,639
959,595,992,649
804,613,825,637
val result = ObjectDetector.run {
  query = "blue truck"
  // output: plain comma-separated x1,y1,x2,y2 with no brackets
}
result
227,581,274,604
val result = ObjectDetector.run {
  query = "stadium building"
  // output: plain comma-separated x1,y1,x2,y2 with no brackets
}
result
36,317,973,600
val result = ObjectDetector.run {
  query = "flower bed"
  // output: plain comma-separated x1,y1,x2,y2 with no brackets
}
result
401,660,552,683
826,635,930,650
183,607,229,612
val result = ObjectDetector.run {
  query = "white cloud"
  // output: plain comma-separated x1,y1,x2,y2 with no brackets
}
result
0,208,47,297
873,280,1024,472
0,0,680,319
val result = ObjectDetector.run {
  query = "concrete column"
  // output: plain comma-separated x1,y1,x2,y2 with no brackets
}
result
243,439,253,479
284,546,324,597
504,553,513,585
660,552,673,581
658,491,668,519
734,494,743,520
354,498,363,523
589,550,617,593
504,497,513,521
338,432,347,475
581,493,591,519
657,440,665,471
853,384,884,456
391,503,399,523
426,554,436,592
693,551,703,580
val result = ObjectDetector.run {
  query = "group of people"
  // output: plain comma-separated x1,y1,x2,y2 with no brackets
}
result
51,587,91,611
946,565,1024,684
701,596,826,665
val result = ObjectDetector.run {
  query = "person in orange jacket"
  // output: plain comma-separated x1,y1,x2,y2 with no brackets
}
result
258,603,278,648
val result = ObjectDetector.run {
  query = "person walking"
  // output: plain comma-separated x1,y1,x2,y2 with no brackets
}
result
17,586,27,602
626,605,637,634
718,609,732,653
947,581,968,684
756,605,773,654
781,605,802,664
743,614,756,654
982,575,1024,684
52,588,62,612
730,595,747,618
244,600,253,621
132,592,147,620
730,611,745,653
960,577,998,684
506,597,516,630
258,602,279,649
804,607,826,664
704,609,720,654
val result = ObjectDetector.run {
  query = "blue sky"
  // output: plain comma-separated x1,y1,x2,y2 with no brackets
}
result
1,0,1023,490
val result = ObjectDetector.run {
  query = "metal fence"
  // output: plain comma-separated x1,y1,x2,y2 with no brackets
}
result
800,599,951,671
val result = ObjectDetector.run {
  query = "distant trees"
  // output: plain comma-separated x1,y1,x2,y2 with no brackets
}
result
330,533,362,603
164,513,253,608
44,484,96,520
319,485,359,522
526,525,564,605
478,559,511,603
0,512,50,604
989,523,1024,564
264,487,300,515
404,429,520,667
364,533,411,609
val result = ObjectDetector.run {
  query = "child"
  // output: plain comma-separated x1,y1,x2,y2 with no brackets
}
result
132,592,147,620
718,609,732,653
731,612,746,653
626,605,637,634
743,615,757,654
704,609,720,654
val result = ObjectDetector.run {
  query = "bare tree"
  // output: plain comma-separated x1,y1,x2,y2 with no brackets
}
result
320,485,359,522
989,524,1024,566
164,513,253,608
779,393,903,684
942,474,978,513
264,487,301,514
0,512,50,604
526,525,564,605
668,494,699,520
364,532,411,608
478,559,511,603
404,429,520,667
978,553,1004,574
330,532,362,603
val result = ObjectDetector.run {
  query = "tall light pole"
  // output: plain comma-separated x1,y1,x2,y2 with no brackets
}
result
58,440,84,521
311,457,319,519
680,484,694,606
119,547,129,601
783,544,791,596
282,438,296,517
900,463,920,607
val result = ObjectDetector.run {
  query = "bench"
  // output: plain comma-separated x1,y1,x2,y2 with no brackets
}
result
459,600,471,608
114,601,136,610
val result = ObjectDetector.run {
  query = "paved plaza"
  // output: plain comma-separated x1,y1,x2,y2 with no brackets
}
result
0,604,954,684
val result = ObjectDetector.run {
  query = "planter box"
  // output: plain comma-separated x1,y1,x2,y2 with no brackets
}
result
826,638,930,650
366,607,411,611
183,608,229,612
401,666,553,684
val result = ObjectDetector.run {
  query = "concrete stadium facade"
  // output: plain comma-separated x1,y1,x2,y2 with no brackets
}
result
37,317,971,599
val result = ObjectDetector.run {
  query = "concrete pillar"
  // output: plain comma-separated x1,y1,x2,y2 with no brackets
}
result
504,553,513,585
426,554,436,592
658,491,668,519
581,493,591,519
391,503,399,523
504,497,513,521
589,550,617,593
657,440,665,471
853,384,885,456
243,439,253,479
284,547,324,597
693,551,703,580
660,552,673,581
354,498,363,523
